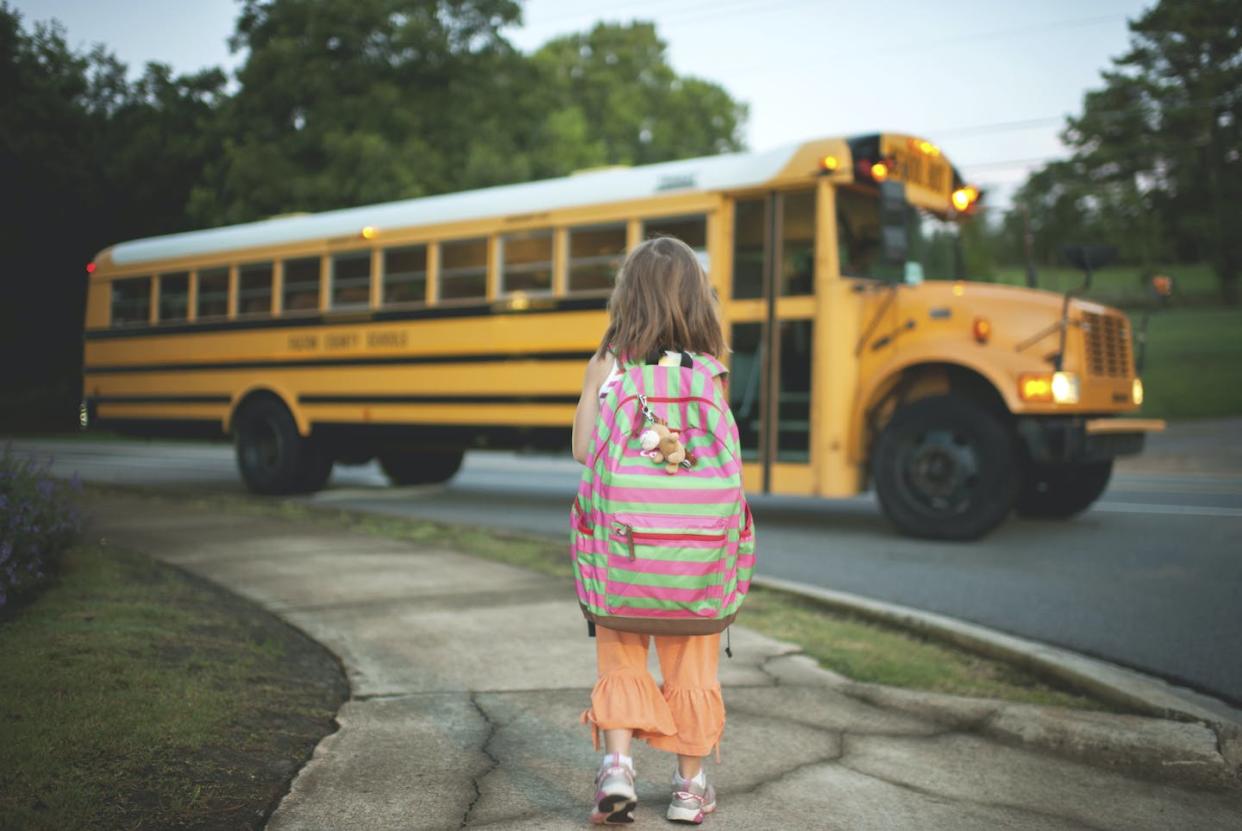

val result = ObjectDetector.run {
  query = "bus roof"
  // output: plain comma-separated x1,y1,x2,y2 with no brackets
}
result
100,134,959,269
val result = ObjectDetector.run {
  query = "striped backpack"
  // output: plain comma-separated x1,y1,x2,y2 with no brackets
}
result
570,349,756,636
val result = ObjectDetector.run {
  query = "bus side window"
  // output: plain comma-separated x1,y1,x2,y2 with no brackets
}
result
238,263,274,315
779,189,815,296
383,245,427,305
284,257,321,313
567,223,625,292
196,268,229,319
332,251,371,309
836,188,879,278
111,277,151,327
500,230,552,294
158,272,189,322
643,215,707,270
732,199,766,300
439,238,487,301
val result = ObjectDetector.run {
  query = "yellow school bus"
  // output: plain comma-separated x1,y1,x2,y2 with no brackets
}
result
82,132,1164,539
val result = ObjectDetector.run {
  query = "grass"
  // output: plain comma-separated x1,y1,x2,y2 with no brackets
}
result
88,485,1115,712
739,588,1100,707
0,537,347,831
1136,306,1242,420
993,262,1219,307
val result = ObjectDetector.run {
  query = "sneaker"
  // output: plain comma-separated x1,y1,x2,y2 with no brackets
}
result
667,771,716,824
590,754,637,825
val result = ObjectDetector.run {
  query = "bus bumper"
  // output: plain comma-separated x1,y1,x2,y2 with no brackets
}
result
1016,417,1166,465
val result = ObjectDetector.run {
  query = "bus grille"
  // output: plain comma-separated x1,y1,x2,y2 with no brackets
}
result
1082,311,1132,378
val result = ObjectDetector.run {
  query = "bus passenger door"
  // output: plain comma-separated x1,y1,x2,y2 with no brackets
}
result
727,189,817,495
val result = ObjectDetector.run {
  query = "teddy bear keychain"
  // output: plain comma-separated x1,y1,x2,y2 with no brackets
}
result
636,394,697,475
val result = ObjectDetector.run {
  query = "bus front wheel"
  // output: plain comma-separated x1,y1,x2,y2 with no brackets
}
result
234,399,333,494
872,396,1018,541
1016,460,1113,519
379,449,464,486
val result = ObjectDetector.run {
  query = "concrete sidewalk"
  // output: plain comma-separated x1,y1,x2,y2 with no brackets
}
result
88,493,1241,830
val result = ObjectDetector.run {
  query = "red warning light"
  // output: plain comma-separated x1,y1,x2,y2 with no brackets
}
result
86,262,96,274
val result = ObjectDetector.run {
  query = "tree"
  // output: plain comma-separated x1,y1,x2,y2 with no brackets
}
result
0,3,228,429
531,22,747,169
190,0,526,224
1006,0,1242,302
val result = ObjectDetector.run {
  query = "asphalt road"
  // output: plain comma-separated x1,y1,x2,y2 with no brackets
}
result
9,425,1242,706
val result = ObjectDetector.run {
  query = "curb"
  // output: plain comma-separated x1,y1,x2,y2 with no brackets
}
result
751,574,1242,730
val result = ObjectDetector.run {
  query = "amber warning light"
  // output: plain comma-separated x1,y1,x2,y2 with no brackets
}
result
951,186,981,213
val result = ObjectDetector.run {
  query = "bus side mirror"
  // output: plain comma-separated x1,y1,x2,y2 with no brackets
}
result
879,180,908,268
1059,244,1116,292
1151,274,1173,306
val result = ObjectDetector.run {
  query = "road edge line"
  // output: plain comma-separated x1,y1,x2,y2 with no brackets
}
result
750,574,1242,729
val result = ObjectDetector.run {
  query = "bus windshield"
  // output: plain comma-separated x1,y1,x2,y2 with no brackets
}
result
837,186,966,283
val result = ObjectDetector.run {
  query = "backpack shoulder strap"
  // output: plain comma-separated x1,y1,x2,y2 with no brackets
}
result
690,352,728,378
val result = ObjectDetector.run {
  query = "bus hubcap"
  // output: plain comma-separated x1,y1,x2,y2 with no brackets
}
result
903,429,979,514
244,420,281,472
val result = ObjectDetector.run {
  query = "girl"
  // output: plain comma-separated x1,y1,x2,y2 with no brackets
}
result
571,235,730,825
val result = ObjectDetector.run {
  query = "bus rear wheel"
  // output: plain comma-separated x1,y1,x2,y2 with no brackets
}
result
872,395,1018,541
1016,460,1113,519
234,398,333,494
379,449,464,486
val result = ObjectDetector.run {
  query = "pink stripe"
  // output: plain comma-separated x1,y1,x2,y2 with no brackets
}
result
577,564,606,582
610,582,722,603
609,558,723,576
574,537,609,556
737,554,756,570
655,366,667,400
601,485,738,505
614,511,730,529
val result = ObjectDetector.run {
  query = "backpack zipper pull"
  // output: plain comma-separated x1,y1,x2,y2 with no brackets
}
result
625,524,636,560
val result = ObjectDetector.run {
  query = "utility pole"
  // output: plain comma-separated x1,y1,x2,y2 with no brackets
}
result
1021,202,1038,288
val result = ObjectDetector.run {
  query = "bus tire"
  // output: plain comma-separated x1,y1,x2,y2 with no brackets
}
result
379,449,464,486
234,398,331,495
1016,460,1112,519
872,395,1018,541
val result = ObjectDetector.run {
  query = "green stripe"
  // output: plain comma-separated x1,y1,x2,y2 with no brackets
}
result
604,595,718,611
601,499,732,517
608,571,721,589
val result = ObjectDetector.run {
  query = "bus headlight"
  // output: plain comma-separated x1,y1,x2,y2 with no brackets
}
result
1051,371,1080,404
1132,377,1144,406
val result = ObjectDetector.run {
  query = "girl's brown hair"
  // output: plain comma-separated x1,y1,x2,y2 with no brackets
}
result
596,235,728,363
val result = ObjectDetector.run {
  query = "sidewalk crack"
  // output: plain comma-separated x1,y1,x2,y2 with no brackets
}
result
461,692,501,828
836,735,1113,831
756,650,803,686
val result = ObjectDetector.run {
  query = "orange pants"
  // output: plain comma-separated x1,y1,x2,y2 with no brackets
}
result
580,626,724,759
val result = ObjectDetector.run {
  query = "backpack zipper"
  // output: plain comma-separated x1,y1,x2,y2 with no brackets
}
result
613,522,729,560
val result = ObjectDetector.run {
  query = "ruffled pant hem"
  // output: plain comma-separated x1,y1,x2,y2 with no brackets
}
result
580,673,725,758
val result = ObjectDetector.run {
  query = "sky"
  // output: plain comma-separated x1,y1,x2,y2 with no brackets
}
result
13,0,1156,208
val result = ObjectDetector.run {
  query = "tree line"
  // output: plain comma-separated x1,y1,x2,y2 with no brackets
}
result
0,0,746,428
0,0,1236,430
980,0,1240,304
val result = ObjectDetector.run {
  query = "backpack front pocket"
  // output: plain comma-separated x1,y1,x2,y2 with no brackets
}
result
604,516,729,619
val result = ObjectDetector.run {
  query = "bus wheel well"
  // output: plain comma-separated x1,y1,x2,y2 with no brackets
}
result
229,389,294,435
865,363,1009,456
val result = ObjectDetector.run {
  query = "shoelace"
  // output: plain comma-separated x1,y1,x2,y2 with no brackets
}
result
597,764,633,786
